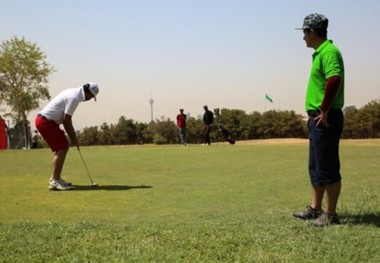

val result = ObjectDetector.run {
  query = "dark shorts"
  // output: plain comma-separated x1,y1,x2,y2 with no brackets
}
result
308,109,344,186
35,115,69,152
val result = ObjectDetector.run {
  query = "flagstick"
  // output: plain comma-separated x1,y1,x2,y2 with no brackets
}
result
265,98,266,111
264,94,267,111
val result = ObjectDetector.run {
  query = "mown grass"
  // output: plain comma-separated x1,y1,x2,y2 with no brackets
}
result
0,139,379,262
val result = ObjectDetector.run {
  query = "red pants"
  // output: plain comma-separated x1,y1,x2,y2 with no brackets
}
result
35,115,68,152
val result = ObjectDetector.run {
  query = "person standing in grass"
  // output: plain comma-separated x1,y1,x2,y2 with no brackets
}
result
0,115,8,150
35,82,99,190
32,130,41,149
202,105,214,146
176,108,187,146
293,13,345,226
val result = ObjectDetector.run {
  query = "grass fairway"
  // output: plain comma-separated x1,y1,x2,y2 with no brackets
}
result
0,139,379,262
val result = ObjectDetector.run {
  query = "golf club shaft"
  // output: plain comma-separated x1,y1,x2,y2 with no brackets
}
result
77,146,95,184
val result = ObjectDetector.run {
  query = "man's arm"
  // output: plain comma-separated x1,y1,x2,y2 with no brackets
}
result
320,75,341,112
209,111,214,124
62,113,78,146
315,75,341,127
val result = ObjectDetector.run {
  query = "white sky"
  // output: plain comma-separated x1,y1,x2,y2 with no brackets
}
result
1,0,379,129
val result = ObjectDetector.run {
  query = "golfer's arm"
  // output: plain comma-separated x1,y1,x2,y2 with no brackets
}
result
62,114,77,144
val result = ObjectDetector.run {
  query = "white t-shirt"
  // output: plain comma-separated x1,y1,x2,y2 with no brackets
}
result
39,87,85,125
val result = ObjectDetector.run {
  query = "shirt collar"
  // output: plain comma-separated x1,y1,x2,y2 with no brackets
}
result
80,87,86,101
313,39,333,57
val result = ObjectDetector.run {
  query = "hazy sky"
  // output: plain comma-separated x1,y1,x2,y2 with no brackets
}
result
1,0,379,129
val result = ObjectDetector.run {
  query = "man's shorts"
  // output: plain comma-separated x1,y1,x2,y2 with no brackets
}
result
308,109,344,186
35,115,68,152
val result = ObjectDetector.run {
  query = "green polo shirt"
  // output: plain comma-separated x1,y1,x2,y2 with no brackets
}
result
305,40,344,111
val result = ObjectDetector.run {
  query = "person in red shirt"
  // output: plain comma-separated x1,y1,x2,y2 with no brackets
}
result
0,115,8,150
176,109,187,146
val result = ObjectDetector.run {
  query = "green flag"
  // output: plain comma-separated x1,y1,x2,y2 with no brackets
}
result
265,94,273,103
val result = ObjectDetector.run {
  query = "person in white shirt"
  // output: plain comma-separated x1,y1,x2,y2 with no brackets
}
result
35,82,99,190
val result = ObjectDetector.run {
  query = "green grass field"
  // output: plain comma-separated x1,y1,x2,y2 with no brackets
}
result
0,139,379,262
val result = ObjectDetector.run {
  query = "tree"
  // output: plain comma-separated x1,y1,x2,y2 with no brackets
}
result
98,122,117,145
243,111,262,139
0,36,54,148
185,117,204,144
144,117,177,144
218,108,249,140
361,100,380,138
277,110,306,138
79,126,99,146
114,116,138,144
261,110,281,138
342,106,359,138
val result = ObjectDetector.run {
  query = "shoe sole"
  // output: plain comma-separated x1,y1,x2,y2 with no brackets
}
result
49,186,75,191
293,214,322,220
49,181,72,186
293,215,308,220
308,221,341,227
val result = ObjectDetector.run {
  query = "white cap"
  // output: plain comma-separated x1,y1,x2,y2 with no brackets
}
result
87,82,99,101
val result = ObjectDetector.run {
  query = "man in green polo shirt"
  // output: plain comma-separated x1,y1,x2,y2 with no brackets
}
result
293,13,345,227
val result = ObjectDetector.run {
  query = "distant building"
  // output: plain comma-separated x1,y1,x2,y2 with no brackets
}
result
149,96,154,122
343,105,357,113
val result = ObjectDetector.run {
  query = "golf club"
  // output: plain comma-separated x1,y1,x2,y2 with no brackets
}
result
77,146,98,187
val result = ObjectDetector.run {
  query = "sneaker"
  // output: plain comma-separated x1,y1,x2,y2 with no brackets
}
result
309,212,341,227
293,205,323,220
49,179,72,186
49,180,74,191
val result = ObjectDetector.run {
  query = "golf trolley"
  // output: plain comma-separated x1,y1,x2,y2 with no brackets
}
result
214,124,236,144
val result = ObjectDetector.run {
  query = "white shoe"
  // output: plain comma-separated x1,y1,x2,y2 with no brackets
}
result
49,180,74,191
49,178,72,186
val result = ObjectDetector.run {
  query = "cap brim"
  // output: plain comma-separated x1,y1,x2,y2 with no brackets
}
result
89,91,97,101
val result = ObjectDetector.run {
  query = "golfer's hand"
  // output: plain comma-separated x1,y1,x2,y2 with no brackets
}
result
71,137,79,147
315,111,329,128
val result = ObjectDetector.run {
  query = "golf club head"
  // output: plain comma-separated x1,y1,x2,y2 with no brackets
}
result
92,183,99,187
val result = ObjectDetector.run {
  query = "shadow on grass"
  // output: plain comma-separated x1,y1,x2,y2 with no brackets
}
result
343,213,380,227
73,185,153,191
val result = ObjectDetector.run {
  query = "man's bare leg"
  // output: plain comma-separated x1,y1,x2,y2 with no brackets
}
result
325,180,341,215
50,148,68,181
311,185,325,210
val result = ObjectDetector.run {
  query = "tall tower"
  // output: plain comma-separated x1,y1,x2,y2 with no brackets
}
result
149,91,154,122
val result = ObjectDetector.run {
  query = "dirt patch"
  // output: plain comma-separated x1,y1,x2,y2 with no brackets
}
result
233,138,380,146
234,138,308,145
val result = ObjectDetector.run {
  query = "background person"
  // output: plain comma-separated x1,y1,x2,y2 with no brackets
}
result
176,108,187,145
0,115,8,150
35,82,99,190
202,105,214,145
32,130,41,149
293,13,345,227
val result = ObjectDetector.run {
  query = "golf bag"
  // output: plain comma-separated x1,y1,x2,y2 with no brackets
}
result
217,125,235,145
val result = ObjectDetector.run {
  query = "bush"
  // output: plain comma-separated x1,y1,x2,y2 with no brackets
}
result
153,134,167,145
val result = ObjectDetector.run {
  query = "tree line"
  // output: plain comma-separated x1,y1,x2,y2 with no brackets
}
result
75,100,380,146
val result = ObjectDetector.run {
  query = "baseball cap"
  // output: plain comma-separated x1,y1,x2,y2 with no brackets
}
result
87,82,99,101
296,13,328,30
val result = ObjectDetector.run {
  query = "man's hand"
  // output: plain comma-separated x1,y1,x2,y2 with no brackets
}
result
71,137,79,147
315,110,329,127
62,113,78,146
